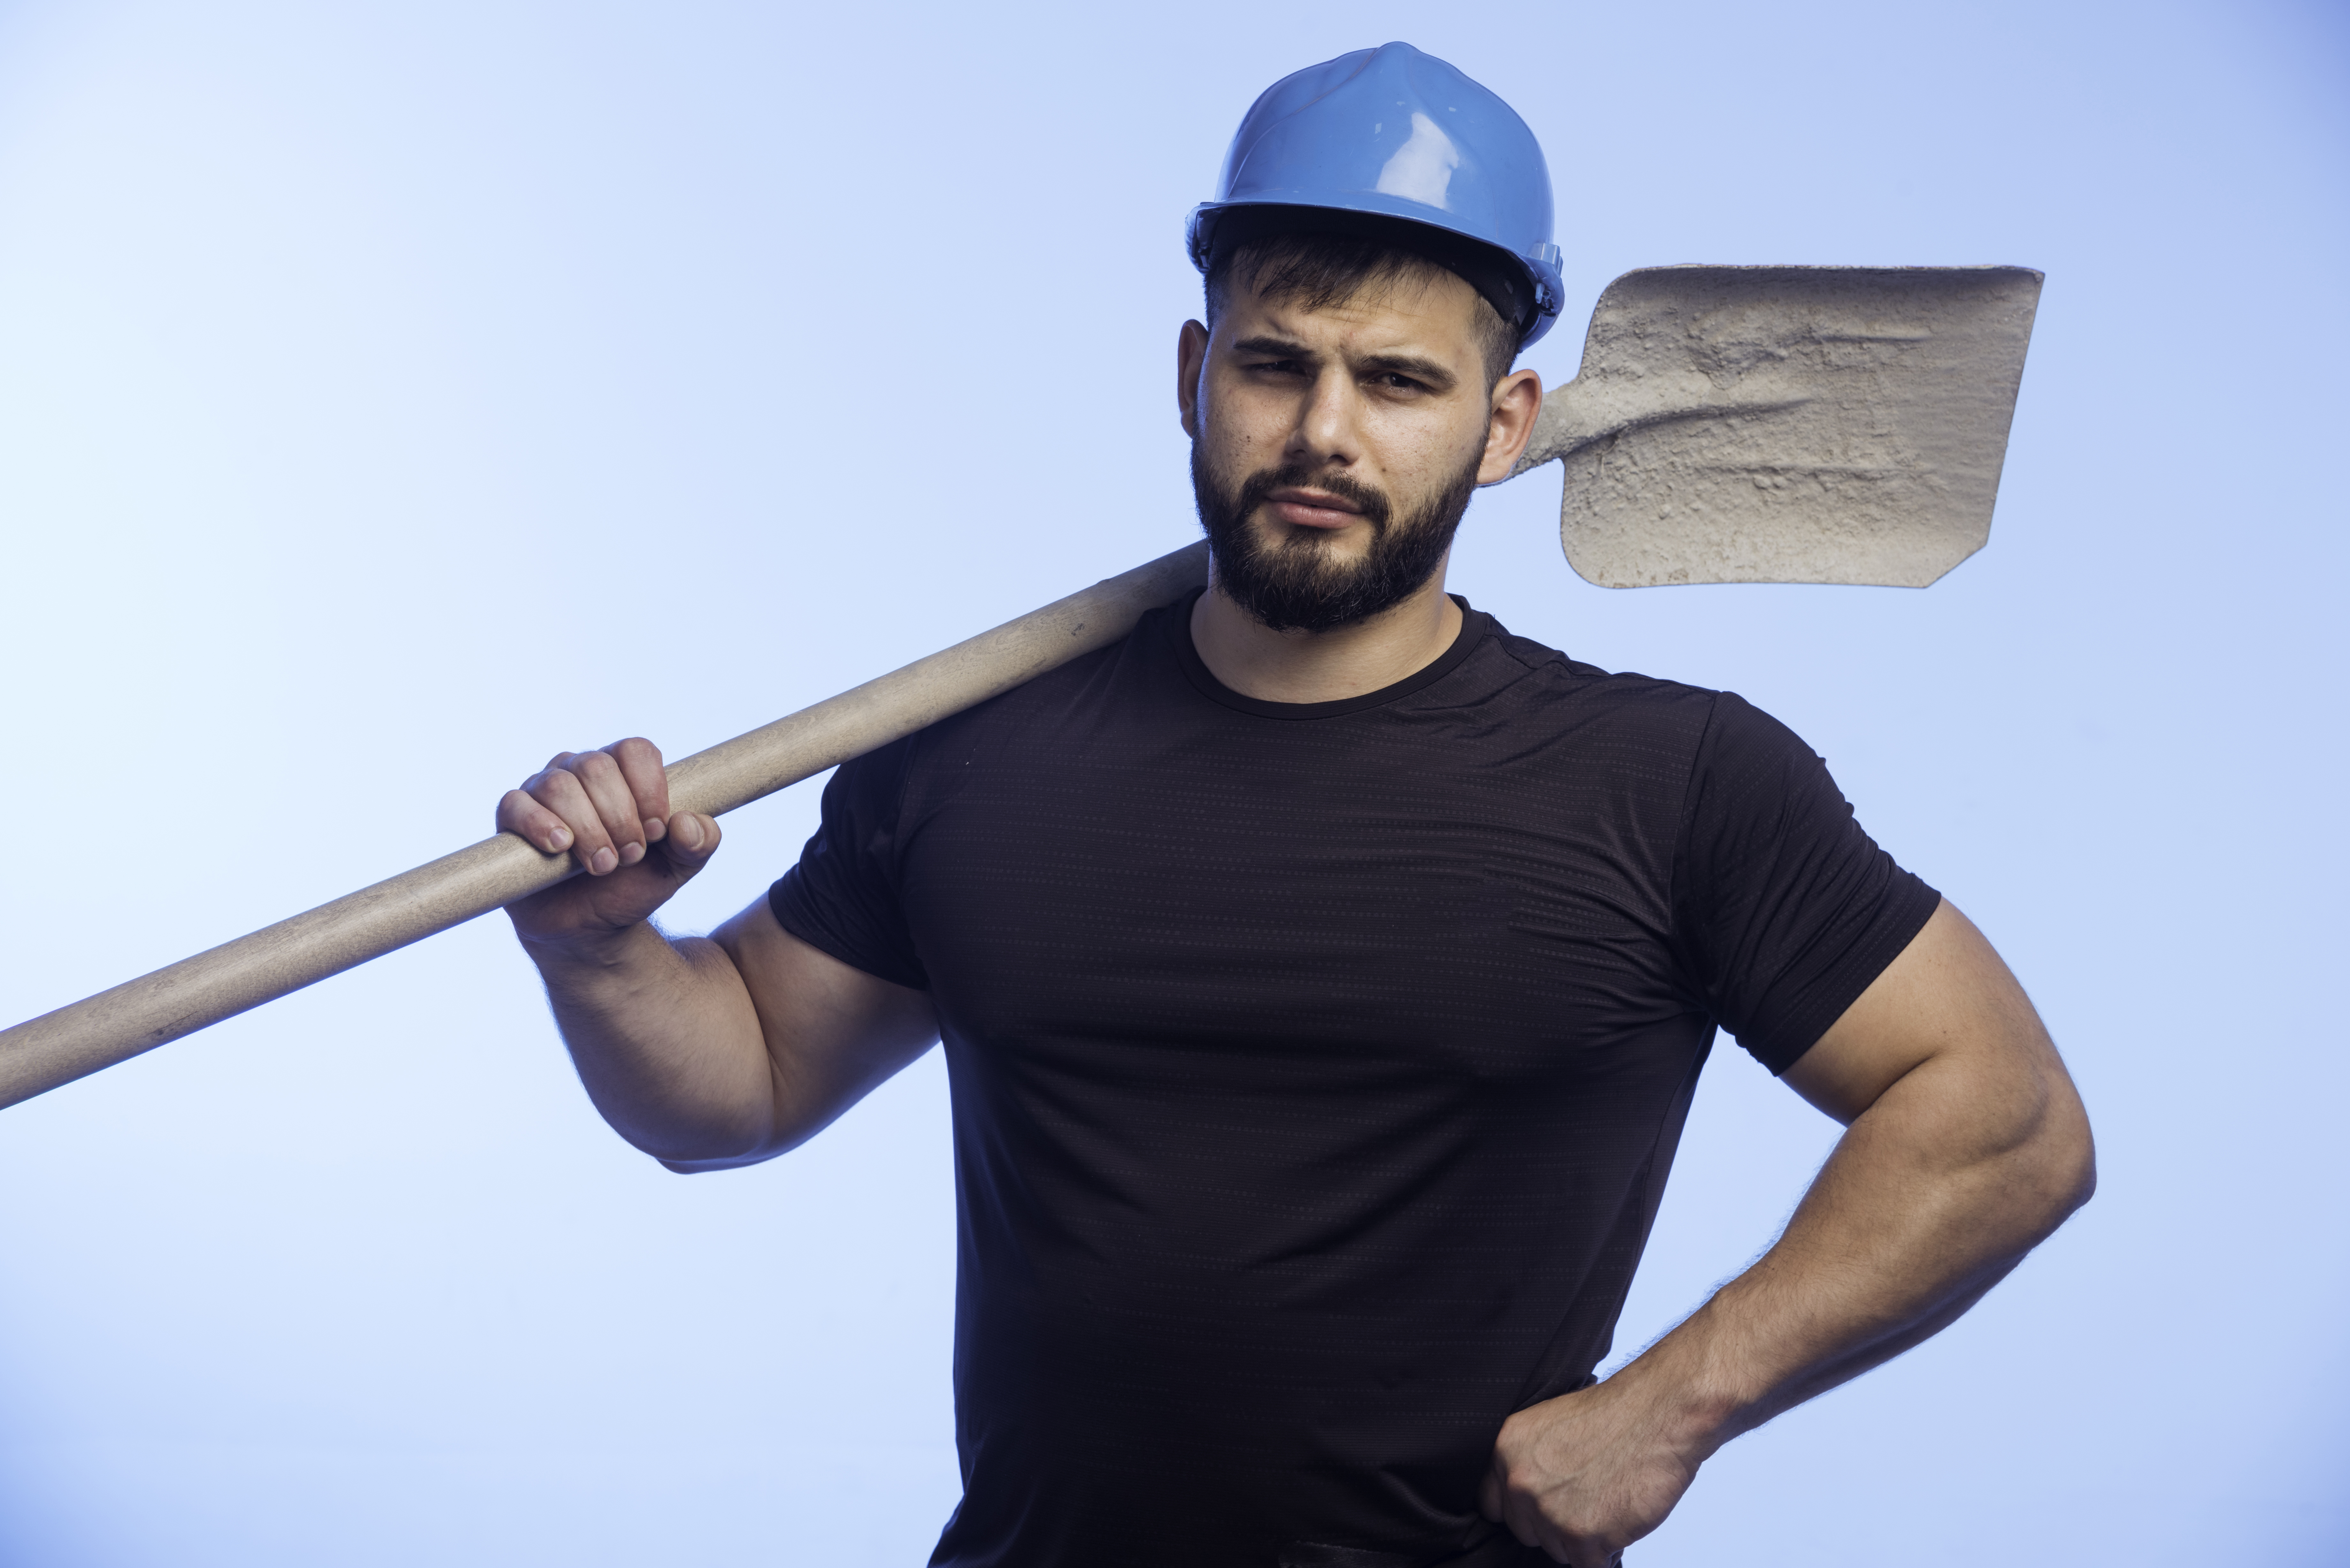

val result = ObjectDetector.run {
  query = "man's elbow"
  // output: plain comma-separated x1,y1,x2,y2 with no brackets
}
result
614,1110,783,1175
652,1136,785,1175
643,1108,817,1174
2057,1117,2097,1217
2024,1085,2097,1236
657,1154,748,1176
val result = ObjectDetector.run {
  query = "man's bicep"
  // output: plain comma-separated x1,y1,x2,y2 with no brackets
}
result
1781,899,2058,1126
710,894,940,1153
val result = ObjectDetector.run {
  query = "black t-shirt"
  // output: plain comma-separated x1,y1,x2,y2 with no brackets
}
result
770,593,1937,1568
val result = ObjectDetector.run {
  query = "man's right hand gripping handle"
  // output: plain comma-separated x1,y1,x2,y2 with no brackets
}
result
495,736,938,1171
496,737,723,951
493,735,777,1164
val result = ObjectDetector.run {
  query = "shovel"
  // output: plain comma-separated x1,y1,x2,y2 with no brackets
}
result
0,263,2042,1111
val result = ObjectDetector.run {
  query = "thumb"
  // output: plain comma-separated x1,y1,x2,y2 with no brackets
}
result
656,811,723,880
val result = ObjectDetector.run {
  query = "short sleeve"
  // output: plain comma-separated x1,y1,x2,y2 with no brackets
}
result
1674,693,1940,1074
767,736,930,990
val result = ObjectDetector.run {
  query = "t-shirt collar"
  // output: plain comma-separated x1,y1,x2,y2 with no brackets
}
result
1166,586,1491,720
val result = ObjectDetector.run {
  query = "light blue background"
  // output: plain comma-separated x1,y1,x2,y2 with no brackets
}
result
1,2,2343,1562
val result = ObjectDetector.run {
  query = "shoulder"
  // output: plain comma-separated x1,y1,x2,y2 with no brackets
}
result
1454,614,1731,749
1448,618,1840,809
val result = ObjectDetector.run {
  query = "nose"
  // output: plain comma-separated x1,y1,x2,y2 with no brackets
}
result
1286,366,1361,472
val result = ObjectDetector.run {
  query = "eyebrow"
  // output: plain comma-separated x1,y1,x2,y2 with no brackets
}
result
1231,334,1318,364
1358,352,1457,392
1227,335,1458,392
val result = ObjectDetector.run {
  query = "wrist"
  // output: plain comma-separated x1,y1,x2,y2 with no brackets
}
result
514,915,666,974
1606,1300,1772,1461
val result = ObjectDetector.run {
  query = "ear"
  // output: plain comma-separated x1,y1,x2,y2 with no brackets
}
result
1476,367,1544,485
1177,319,1209,440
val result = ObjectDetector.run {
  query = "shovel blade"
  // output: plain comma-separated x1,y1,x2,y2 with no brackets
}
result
1520,265,2043,588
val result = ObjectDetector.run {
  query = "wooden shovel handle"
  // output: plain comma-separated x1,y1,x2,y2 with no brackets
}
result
0,542,1211,1111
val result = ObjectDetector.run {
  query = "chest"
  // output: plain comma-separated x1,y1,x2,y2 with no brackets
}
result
893,720,1700,1087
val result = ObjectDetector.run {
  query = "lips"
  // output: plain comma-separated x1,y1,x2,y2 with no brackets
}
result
1223,464,1394,538
1265,487,1368,530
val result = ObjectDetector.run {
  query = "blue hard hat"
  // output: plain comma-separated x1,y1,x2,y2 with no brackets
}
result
1188,42,1565,348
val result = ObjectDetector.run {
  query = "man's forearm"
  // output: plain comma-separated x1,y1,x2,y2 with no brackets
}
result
524,920,777,1164
1618,1041,2095,1457
1482,907,2096,1566
495,756,937,1172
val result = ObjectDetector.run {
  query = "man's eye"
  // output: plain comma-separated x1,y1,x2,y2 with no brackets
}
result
1378,373,1427,392
1247,359,1305,375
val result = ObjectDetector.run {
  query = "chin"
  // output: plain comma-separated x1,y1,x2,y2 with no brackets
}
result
1255,514,1370,557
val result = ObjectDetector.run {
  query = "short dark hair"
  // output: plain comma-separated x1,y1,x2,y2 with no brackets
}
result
1203,228,1521,389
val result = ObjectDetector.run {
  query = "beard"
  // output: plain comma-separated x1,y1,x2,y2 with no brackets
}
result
1191,443,1482,634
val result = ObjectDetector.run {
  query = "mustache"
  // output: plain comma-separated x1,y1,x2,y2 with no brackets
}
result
1233,464,1393,536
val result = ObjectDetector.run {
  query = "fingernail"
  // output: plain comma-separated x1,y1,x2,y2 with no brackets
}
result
549,826,572,850
643,817,667,842
590,847,617,875
678,816,703,849
619,842,645,866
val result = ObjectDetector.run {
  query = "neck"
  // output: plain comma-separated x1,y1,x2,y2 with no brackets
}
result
1188,556,1464,704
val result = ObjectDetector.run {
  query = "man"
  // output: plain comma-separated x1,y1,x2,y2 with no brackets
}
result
495,43,2093,1568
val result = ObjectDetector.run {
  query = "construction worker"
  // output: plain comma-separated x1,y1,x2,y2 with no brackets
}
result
493,43,2093,1568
